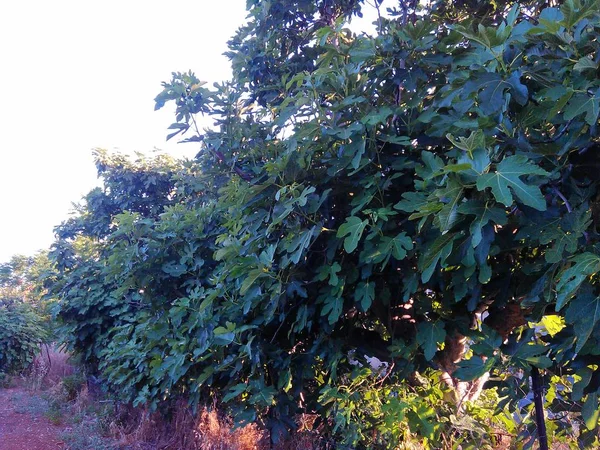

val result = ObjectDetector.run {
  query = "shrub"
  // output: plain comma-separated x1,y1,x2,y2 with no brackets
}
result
62,372,86,401
0,301,49,376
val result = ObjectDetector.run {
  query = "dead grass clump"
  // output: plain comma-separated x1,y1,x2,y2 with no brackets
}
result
112,407,170,449
44,345,75,383
109,401,339,450
113,401,268,450
195,408,267,450
276,414,324,450
27,344,75,390
109,400,195,449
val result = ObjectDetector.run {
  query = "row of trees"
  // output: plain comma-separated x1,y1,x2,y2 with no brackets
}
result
4,0,599,448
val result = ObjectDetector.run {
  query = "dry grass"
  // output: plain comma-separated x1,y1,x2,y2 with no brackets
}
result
44,345,76,383
19,348,273,449
27,344,75,390
195,409,267,450
16,349,358,449
111,402,330,450
112,401,268,450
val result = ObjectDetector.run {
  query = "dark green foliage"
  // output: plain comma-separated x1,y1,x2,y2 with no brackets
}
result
49,1,600,448
49,151,185,367
61,372,86,401
0,303,48,375
0,254,52,376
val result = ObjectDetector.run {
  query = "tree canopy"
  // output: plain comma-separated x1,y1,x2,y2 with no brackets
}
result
48,1,600,447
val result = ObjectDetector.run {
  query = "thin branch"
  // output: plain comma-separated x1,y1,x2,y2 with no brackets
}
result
553,188,591,242
190,114,252,182
553,188,572,213
376,361,395,386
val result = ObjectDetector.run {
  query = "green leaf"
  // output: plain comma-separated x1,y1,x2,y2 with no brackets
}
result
196,366,214,385
458,201,507,247
510,343,552,369
547,89,574,120
419,232,459,282
561,0,599,28
537,8,564,33
285,226,318,265
354,281,375,311
470,327,503,356
582,392,600,430
461,72,528,115
457,148,491,181
345,137,366,170
162,262,187,277
476,155,548,210
543,229,579,264
361,107,393,126
328,262,342,286
517,210,590,263
408,202,444,220
394,192,429,213
453,357,496,381
434,177,465,232
390,233,414,260
321,295,344,324
337,216,368,253
452,23,510,49
362,233,413,267
506,71,529,105
348,36,376,61
573,56,598,72
573,368,594,402
556,253,600,310
565,287,600,353
249,385,277,407
240,269,266,295
416,151,445,180
416,321,446,361
223,383,248,402
564,89,600,126
446,130,486,157
442,163,473,173
214,327,235,346
325,121,363,140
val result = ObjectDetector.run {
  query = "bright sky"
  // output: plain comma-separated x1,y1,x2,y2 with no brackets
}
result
0,0,248,262
0,1,383,263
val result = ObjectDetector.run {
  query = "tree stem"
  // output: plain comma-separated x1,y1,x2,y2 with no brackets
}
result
531,366,548,450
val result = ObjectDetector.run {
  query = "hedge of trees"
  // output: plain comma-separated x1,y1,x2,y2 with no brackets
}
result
36,0,600,447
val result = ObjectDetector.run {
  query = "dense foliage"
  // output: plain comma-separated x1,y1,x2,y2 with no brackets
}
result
0,303,48,376
0,254,51,376
49,1,600,447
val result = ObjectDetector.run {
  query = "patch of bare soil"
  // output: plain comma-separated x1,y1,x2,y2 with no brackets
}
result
0,387,66,450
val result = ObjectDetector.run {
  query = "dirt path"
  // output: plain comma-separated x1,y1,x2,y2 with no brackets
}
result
0,387,66,450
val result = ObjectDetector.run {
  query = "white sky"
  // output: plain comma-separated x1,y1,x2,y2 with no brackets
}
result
0,0,248,262
0,0,384,263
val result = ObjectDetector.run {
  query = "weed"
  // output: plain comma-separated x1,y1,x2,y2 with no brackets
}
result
62,372,86,400
45,407,63,425
0,373,11,388
60,422,117,450
12,391,49,416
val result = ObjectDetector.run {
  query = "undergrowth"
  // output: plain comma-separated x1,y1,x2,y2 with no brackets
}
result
16,346,589,449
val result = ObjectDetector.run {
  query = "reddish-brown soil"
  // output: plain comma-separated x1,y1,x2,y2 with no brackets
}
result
0,387,66,450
